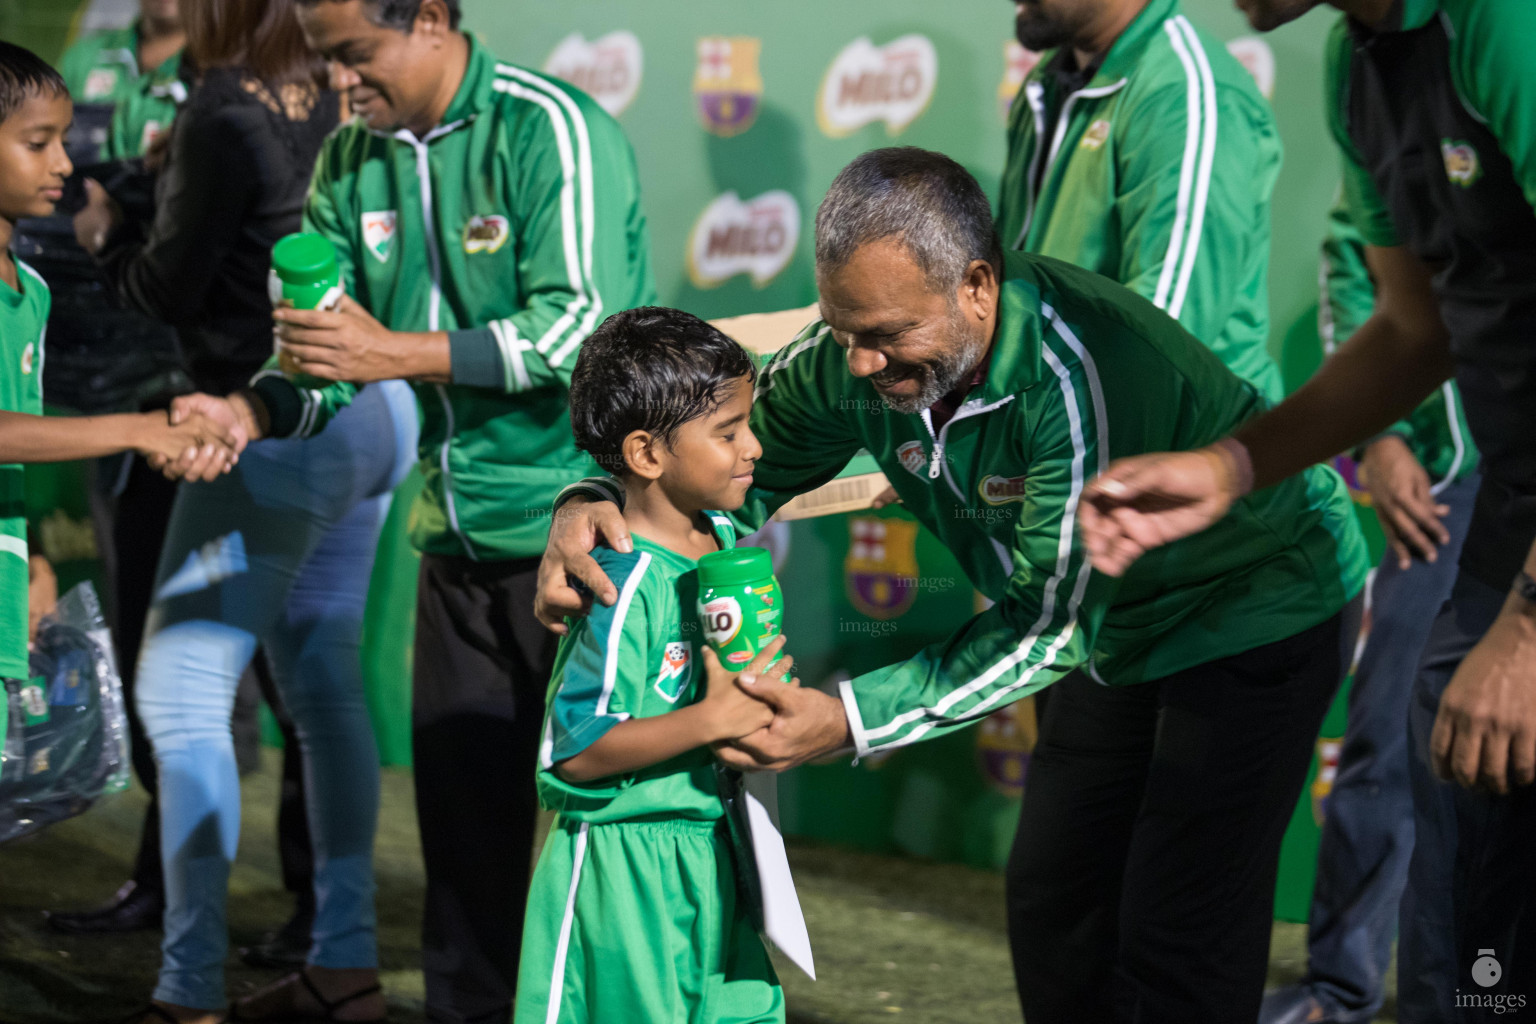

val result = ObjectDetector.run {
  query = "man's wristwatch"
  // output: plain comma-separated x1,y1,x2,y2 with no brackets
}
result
1516,571,1536,604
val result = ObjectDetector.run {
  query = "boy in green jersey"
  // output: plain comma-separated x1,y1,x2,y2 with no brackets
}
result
0,43,235,685
514,307,790,1024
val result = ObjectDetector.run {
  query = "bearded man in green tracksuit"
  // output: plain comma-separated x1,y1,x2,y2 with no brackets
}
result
541,148,1368,1024
175,0,655,1020
1000,0,1284,399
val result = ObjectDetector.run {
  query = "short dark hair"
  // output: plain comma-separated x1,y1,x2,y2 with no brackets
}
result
815,147,1004,293
0,41,68,124
570,307,757,475
294,0,462,32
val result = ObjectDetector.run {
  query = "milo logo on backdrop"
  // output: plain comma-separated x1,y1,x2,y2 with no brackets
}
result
543,31,643,117
817,35,938,138
997,40,1042,121
686,190,800,289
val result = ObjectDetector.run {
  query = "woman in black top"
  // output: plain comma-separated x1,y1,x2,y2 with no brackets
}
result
74,2,418,1022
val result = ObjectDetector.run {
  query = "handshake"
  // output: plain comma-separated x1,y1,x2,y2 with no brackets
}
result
140,392,265,483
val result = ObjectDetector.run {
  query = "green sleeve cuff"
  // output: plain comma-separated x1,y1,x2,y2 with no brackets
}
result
449,328,508,390
249,372,304,439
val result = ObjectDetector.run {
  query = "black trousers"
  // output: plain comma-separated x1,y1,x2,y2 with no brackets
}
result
413,553,559,1024
1007,600,1360,1024
93,454,312,902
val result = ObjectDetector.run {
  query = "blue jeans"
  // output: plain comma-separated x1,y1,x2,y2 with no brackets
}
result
135,382,418,1010
1303,473,1478,1022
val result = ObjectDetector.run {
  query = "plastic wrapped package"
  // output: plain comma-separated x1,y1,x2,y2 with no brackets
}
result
0,582,130,843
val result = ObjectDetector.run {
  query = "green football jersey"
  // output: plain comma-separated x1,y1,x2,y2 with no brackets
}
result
0,259,49,679
537,513,738,825
57,23,182,160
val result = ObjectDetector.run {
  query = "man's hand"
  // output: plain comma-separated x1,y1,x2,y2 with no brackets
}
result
1360,434,1450,569
147,393,260,481
274,294,446,383
1430,595,1536,794
534,497,632,635
27,554,56,649
1078,444,1243,577
72,179,122,255
715,681,852,773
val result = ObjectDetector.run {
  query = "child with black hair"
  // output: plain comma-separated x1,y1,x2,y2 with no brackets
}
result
0,42,234,688
514,306,789,1024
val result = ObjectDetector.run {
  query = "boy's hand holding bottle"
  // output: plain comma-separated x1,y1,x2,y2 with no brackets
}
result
700,635,793,743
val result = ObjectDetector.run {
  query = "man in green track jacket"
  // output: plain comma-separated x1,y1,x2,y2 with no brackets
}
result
177,1,655,1019
999,0,1284,398
540,148,1367,1023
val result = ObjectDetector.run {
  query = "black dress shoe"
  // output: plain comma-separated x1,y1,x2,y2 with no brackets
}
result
45,880,165,934
239,904,314,970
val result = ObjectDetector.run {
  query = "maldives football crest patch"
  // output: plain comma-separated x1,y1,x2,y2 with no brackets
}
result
361,210,397,263
655,641,692,702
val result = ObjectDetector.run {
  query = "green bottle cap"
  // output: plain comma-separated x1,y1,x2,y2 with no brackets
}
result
698,546,774,587
271,232,339,287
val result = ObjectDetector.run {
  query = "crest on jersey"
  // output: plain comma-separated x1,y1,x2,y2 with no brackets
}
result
20,343,33,377
844,516,919,620
896,440,928,478
694,37,763,137
998,40,1042,121
543,31,643,117
1226,37,1276,100
979,473,1028,505
1442,139,1482,187
1080,119,1111,151
655,641,691,702
462,214,510,255
818,35,938,138
362,210,397,263
84,68,120,100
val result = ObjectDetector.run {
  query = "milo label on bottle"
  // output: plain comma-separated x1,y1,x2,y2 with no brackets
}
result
696,547,784,669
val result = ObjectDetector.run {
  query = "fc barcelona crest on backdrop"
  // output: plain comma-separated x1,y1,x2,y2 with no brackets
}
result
694,37,764,137
844,516,919,621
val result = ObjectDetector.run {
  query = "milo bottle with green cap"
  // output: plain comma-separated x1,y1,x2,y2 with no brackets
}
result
268,232,343,386
697,547,784,669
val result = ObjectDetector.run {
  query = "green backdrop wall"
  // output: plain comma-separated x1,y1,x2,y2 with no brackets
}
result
11,0,1383,922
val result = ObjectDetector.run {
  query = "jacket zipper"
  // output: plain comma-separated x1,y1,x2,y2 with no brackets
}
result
396,120,478,561
920,397,1017,502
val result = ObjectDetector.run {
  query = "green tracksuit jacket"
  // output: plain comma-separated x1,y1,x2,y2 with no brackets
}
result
57,23,183,160
1319,195,1478,488
252,34,656,561
997,0,1284,400
569,252,1368,755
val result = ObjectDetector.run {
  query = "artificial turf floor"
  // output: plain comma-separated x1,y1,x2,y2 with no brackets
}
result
0,749,1396,1023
